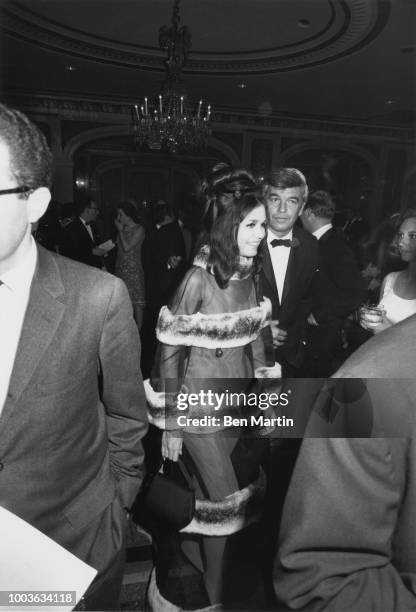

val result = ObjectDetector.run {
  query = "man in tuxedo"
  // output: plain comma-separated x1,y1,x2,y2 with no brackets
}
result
0,104,147,610
258,168,319,599
300,190,366,376
275,314,416,611
260,167,320,377
142,200,188,377
60,198,105,267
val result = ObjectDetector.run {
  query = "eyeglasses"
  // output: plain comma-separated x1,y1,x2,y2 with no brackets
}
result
88,206,99,211
0,186,31,196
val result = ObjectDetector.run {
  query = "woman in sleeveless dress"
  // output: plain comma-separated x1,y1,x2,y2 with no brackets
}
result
114,201,146,329
360,209,416,333
145,187,278,610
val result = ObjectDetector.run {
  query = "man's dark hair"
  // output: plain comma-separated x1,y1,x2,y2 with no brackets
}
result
76,197,93,216
304,190,335,220
262,167,308,200
0,103,52,192
153,200,173,225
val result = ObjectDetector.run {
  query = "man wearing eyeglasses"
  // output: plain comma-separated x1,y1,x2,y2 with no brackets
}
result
0,104,147,610
60,198,106,267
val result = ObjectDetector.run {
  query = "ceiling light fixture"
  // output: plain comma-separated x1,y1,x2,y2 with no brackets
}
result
132,0,211,153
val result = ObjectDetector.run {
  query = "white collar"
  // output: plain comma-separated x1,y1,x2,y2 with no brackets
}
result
267,228,293,245
1,237,37,294
313,223,332,240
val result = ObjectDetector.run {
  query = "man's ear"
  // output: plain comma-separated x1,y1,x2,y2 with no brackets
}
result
27,187,51,223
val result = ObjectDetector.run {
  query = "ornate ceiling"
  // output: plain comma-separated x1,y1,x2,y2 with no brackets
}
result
1,0,415,126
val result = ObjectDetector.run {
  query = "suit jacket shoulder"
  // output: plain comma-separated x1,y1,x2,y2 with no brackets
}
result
294,225,319,252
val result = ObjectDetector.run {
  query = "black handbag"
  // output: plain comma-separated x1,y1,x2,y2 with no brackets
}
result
133,458,195,531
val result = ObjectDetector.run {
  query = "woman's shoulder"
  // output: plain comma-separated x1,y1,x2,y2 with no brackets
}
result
383,270,400,290
171,266,213,306
181,265,212,286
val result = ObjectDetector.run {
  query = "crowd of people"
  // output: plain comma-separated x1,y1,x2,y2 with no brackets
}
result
2,101,416,612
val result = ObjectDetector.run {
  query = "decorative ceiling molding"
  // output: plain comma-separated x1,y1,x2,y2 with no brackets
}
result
6,92,414,142
2,0,390,74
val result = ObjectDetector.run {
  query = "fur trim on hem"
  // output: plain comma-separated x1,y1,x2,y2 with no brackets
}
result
181,468,266,536
148,568,221,612
156,298,271,349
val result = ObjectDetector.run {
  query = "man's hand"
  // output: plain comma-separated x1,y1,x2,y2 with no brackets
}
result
167,255,182,270
162,431,183,462
92,246,106,257
270,320,287,347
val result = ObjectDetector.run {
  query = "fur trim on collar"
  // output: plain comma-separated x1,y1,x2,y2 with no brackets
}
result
193,244,254,280
156,298,271,349
181,468,266,536
192,244,210,269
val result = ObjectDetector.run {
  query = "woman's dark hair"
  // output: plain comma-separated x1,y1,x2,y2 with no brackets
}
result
118,200,140,224
207,192,265,290
398,208,416,225
390,208,416,254
199,163,259,237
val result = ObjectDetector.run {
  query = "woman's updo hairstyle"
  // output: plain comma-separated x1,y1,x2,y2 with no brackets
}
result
200,163,259,236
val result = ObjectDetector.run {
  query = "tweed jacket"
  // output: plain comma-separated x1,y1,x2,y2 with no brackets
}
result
0,246,147,575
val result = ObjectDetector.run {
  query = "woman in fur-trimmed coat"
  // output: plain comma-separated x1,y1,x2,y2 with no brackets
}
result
146,190,279,610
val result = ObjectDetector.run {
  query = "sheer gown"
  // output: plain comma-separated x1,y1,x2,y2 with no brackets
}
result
146,255,272,610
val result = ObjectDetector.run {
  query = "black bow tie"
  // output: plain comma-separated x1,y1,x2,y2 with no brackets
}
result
270,238,293,248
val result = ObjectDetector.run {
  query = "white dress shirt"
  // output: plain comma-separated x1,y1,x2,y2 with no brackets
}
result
0,238,37,414
80,216,94,241
267,229,293,302
313,223,332,241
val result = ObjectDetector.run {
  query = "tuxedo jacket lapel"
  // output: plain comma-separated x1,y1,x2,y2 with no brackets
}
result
282,247,296,304
261,240,280,307
0,248,66,430
81,219,95,245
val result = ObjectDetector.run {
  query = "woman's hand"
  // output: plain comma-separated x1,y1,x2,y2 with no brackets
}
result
162,430,183,462
114,219,123,232
359,305,391,334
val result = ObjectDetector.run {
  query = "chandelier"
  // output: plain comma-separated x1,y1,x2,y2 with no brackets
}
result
132,0,211,153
